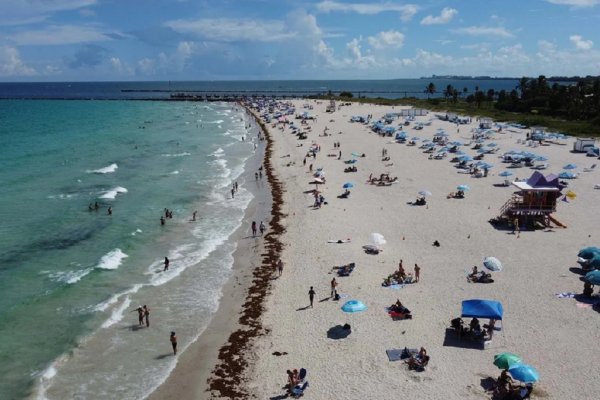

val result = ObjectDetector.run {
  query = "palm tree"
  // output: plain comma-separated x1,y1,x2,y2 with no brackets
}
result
425,82,436,99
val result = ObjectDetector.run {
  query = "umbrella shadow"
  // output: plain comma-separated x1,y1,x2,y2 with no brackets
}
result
569,266,587,275
327,325,352,340
442,328,485,350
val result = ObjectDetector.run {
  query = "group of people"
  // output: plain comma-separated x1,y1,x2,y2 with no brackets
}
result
389,299,412,318
451,317,497,341
251,220,266,236
404,347,429,371
492,370,533,399
467,266,493,283
382,260,420,286
367,173,398,186
160,208,174,225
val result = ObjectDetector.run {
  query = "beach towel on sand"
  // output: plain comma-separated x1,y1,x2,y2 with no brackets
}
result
555,292,576,298
386,348,418,361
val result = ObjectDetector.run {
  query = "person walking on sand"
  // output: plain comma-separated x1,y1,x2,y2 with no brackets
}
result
277,259,284,276
259,221,266,236
251,221,257,237
330,277,338,298
170,331,177,355
143,305,150,327
308,286,316,308
164,257,170,271
231,188,235,199
414,264,420,283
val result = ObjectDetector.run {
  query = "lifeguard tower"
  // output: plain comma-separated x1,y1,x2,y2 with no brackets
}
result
497,172,565,229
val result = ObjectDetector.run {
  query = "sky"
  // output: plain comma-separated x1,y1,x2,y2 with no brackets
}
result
1,0,600,81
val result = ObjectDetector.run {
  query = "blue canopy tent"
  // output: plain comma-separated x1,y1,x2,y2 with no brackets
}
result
461,299,503,320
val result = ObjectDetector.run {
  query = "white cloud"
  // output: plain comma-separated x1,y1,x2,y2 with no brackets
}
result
546,0,600,7
316,1,418,21
165,18,294,42
8,25,111,46
0,0,97,26
570,34,593,50
368,30,405,49
0,45,36,76
420,7,458,25
452,26,514,38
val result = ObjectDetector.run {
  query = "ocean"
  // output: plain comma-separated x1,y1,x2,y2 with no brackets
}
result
0,98,259,399
0,79,523,100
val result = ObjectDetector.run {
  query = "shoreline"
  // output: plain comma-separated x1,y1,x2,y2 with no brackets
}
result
149,104,281,399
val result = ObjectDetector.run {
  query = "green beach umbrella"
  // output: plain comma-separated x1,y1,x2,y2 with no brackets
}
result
493,352,522,370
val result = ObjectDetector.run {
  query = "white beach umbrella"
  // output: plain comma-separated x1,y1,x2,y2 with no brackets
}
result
483,256,503,272
370,233,386,248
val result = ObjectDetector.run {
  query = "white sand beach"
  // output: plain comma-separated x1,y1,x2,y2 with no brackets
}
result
242,99,600,399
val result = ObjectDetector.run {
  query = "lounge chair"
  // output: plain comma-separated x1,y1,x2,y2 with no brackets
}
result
531,163,548,170
584,163,597,172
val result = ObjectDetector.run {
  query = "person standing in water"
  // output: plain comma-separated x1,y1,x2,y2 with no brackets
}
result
170,331,177,355
192,211,197,221
107,207,112,215
164,257,170,271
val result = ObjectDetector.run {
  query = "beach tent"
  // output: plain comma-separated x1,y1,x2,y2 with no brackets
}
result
461,299,503,320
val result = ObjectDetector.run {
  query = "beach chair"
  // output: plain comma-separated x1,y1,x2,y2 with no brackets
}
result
291,381,309,398
584,164,597,172
532,163,548,170
504,180,510,187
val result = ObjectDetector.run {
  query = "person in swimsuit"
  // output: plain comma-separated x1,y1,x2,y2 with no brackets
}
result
133,306,144,326
164,257,170,271
170,331,177,355
143,305,150,327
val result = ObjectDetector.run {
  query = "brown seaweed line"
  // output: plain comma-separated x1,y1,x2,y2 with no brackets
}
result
207,102,285,399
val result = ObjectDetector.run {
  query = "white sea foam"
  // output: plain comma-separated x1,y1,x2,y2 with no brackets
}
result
211,148,225,157
47,193,77,200
161,152,191,157
42,267,92,285
99,186,128,200
101,296,132,328
93,284,143,312
170,170,179,174
88,163,118,174
95,249,128,270
206,119,224,124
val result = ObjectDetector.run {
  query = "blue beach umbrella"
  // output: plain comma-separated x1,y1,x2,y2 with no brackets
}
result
563,163,577,170
343,182,354,189
499,171,513,177
536,156,548,162
585,270,600,284
487,143,498,147
458,155,473,162
477,162,493,169
588,255,600,269
508,364,540,383
457,184,470,192
341,300,367,313
578,247,600,260
411,136,421,141
418,190,432,197
477,148,487,153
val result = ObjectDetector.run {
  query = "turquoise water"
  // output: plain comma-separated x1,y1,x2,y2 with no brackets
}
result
0,100,258,399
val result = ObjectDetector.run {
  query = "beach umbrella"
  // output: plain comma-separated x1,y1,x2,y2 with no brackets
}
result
493,353,522,370
458,155,473,162
370,233,386,247
455,150,466,156
563,163,577,170
535,156,548,162
509,364,540,383
343,182,354,189
578,247,600,260
341,300,367,313
411,136,421,141
418,190,432,197
351,152,362,157
483,256,503,272
477,148,487,154
587,255,600,269
499,171,513,177
477,162,493,169
585,270,600,285
487,143,498,147
457,184,470,192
